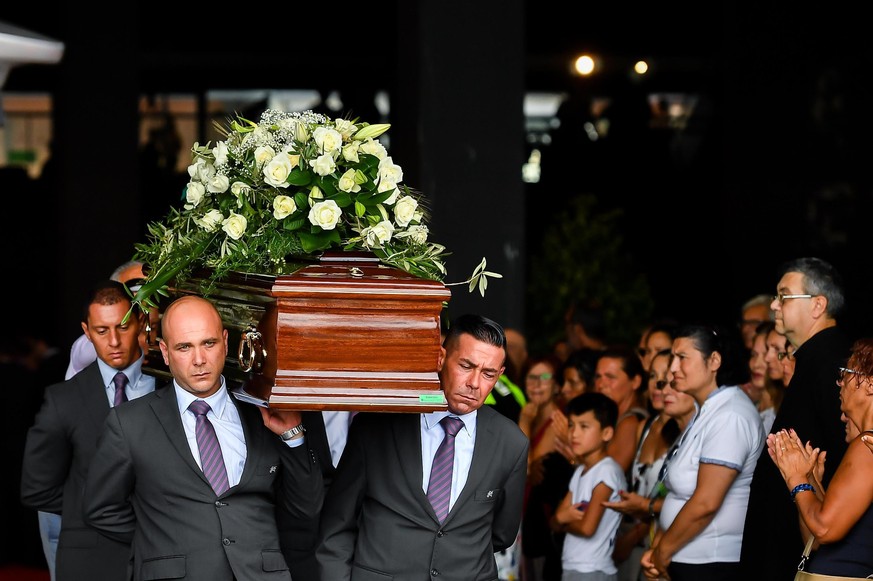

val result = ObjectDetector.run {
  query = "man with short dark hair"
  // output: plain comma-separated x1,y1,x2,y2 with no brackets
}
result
317,314,529,581
21,280,154,580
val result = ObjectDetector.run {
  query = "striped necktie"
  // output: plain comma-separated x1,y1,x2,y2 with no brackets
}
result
427,416,464,523
188,400,230,496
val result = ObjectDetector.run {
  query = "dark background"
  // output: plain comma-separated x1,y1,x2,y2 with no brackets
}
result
3,1,873,348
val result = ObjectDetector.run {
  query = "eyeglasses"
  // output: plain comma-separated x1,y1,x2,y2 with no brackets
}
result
838,367,862,384
772,293,814,305
776,351,794,361
526,372,553,383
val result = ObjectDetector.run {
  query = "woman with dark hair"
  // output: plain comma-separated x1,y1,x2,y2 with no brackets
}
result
593,345,649,473
641,324,764,581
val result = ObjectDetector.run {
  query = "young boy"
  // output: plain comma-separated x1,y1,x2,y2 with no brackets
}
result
551,392,626,580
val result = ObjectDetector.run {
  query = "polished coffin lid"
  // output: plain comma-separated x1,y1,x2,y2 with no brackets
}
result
144,252,451,412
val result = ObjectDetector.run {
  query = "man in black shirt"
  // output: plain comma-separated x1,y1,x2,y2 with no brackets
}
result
739,257,852,580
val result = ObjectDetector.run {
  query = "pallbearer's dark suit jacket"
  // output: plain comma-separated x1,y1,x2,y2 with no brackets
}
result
281,410,338,581
20,361,135,581
317,405,528,581
83,382,324,581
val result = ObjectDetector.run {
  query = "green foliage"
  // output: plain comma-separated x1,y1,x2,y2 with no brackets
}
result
526,194,654,354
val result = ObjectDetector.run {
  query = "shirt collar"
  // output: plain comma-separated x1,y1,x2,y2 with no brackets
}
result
96,354,146,389
174,376,229,418
423,409,477,434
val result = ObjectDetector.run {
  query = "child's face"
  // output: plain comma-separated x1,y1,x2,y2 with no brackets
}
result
567,410,609,458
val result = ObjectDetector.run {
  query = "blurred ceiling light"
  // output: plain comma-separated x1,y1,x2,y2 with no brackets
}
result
633,60,649,75
573,54,596,76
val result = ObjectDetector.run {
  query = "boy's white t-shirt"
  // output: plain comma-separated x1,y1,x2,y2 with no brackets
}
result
561,456,627,574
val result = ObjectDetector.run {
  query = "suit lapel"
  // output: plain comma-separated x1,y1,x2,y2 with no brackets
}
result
79,363,111,429
445,408,497,524
150,385,211,488
234,397,263,490
394,414,433,518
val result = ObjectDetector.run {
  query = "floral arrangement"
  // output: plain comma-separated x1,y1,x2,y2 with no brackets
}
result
128,109,499,317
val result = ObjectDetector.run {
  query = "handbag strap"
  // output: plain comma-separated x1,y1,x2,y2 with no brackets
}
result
797,536,815,572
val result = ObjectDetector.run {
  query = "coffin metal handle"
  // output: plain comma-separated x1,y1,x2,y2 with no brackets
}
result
349,266,364,277
238,326,267,372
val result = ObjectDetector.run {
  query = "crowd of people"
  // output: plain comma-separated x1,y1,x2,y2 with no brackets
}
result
500,256,870,581
10,254,873,581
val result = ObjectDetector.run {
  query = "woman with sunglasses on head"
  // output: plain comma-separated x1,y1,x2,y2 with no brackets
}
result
641,324,765,581
768,338,873,578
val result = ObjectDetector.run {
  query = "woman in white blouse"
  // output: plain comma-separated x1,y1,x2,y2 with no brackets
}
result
641,324,765,581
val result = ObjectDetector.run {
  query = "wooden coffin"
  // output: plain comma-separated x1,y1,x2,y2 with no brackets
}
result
145,252,451,412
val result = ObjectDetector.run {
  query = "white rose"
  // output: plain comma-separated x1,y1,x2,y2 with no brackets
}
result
206,174,230,194
308,200,342,230
187,159,215,182
212,142,229,166
185,181,205,208
313,126,343,155
222,212,247,240
378,182,400,205
194,209,224,231
263,153,295,188
334,118,357,140
393,195,418,227
359,138,387,160
309,153,336,176
407,224,428,244
361,220,395,247
342,141,360,163
231,181,251,196
254,145,276,167
187,158,208,179
338,169,361,193
273,195,297,220
378,157,403,186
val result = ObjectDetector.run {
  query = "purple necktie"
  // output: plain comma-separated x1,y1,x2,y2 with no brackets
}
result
188,400,230,496
427,416,464,523
112,372,128,407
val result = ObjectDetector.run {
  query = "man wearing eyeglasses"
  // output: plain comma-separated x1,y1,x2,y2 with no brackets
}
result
739,257,853,580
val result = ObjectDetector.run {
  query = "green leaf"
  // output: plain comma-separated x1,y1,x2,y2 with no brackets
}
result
283,216,306,231
332,192,352,207
287,168,312,186
355,201,366,217
299,229,341,253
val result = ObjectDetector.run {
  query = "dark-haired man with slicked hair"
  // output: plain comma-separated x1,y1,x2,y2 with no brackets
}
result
318,314,529,581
